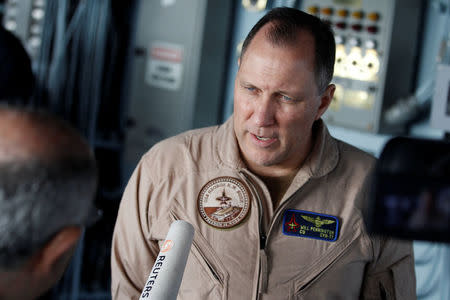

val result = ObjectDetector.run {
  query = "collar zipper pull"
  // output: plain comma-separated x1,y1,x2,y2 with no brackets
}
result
260,233,266,250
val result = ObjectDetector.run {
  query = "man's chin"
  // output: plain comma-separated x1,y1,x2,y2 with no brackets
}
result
241,143,280,167
249,155,278,168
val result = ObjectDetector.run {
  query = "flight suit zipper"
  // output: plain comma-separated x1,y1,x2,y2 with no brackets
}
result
239,170,268,299
240,171,311,299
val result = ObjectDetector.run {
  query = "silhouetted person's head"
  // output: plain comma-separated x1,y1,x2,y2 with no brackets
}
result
0,106,97,299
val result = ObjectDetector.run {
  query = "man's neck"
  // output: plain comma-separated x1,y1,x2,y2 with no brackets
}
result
260,172,297,209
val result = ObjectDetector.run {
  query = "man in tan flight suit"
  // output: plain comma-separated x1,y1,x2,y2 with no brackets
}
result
111,7,416,299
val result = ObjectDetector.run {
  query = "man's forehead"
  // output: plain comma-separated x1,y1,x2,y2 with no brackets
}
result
239,28,316,73
242,25,315,63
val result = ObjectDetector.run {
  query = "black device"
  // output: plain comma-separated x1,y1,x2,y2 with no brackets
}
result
366,136,450,243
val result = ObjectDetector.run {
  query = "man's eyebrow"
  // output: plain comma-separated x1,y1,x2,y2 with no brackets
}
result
277,89,292,95
277,89,302,98
239,80,256,87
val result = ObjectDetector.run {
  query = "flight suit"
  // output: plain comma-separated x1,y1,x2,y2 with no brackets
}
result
111,117,416,299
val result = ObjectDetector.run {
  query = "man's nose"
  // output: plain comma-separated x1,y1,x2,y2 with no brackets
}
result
252,95,275,127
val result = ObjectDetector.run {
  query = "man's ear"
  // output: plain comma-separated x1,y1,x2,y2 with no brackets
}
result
315,84,335,121
30,226,82,275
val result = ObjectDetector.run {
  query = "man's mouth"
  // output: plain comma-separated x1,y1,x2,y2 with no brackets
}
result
256,136,271,141
248,131,277,146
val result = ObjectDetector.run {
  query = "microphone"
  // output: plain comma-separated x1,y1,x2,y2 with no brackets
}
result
139,220,194,300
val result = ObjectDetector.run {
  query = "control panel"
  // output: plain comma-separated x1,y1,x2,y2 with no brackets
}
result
301,0,422,133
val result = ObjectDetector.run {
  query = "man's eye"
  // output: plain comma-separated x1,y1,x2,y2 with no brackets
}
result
245,87,256,92
281,94,293,102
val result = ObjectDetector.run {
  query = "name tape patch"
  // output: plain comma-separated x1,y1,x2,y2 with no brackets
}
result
282,209,339,242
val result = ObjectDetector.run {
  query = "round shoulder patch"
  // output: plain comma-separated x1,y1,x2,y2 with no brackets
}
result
198,177,251,229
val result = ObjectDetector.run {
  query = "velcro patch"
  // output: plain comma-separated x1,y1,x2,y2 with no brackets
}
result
282,209,339,242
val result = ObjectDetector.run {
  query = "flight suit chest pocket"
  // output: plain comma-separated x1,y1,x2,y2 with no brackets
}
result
290,230,366,300
169,204,229,300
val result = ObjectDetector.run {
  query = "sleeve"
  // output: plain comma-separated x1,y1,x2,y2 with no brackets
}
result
358,157,416,299
110,157,160,299
360,235,416,300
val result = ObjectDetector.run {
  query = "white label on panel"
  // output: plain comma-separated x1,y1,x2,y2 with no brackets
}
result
145,41,183,91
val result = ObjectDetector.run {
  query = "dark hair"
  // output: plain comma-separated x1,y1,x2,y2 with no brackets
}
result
240,7,335,93
0,27,34,102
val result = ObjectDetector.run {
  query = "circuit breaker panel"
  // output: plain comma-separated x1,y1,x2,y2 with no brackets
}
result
300,0,422,133
123,0,232,174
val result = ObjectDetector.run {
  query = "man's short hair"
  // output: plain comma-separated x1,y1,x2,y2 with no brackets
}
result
0,108,97,270
240,7,335,93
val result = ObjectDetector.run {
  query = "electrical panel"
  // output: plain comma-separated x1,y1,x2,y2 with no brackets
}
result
300,0,422,133
123,0,232,176
2,0,46,61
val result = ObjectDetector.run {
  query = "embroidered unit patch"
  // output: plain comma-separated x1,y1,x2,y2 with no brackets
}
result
282,209,339,242
198,177,251,229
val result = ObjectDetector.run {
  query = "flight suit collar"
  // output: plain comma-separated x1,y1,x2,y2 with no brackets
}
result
215,115,247,170
280,119,339,203
302,119,339,179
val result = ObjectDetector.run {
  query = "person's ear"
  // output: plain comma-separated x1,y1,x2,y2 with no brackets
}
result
238,57,241,68
30,226,82,276
314,84,335,121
